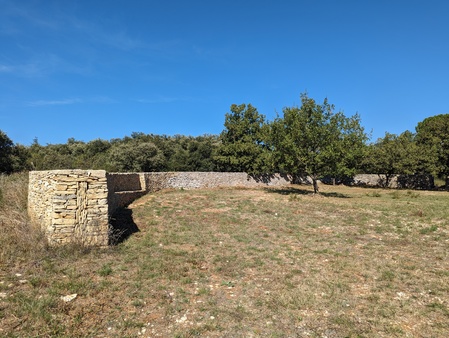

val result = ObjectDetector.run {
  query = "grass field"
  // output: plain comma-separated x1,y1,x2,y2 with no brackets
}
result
1,175,448,337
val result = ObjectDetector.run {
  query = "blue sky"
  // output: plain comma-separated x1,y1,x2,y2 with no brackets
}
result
1,0,448,145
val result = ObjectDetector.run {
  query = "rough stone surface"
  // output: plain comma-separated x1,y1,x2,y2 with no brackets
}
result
142,172,295,192
28,170,109,246
348,174,434,189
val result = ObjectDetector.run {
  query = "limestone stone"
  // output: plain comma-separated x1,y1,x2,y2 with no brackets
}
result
53,218,76,225
86,193,108,199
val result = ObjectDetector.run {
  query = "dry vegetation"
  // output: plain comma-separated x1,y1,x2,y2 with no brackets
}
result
1,174,449,337
0,173,48,268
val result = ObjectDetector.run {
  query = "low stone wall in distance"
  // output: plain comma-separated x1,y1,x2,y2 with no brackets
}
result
142,172,294,192
349,174,434,189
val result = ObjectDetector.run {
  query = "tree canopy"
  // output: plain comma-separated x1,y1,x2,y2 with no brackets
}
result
363,131,420,187
416,114,449,189
0,130,14,173
270,93,367,193
23,134,219,173
214,104,270,173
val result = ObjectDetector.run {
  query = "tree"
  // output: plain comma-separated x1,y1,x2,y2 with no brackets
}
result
11,144,32,172
84,139,111,169
108,141,165,172
270,93,367,193
363,131,419,187
415,114,449,190
214,104,270,173
320,110,368,184
0,130,14,173
167,135,218,171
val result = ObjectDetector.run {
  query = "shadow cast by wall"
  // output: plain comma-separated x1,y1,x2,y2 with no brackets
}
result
109,208,140,245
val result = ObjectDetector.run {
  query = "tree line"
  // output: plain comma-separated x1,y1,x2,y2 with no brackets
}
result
1,93,449,192
0,132,219,173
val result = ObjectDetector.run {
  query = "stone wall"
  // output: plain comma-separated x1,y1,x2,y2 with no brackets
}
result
107,172,144,192
29,170,433,246
107,173,146,216
28,170,109,246
348,174,434,189
29,171,297,246
142,172,294,192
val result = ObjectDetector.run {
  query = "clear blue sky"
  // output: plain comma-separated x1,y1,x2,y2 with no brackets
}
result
1,0,448,145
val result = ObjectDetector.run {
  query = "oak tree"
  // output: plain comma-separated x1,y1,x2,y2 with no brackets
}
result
270,93,367,193
363,131,419,187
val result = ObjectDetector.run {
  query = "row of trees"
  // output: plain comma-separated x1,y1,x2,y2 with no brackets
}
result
0,133,219,173
1,93,449,192
214,93,449,192
365,115,449,189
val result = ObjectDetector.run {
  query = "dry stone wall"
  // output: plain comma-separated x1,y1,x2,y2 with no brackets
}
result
349,174,434,189
29,171,296,246
28,170,109,246
107,173,146,216
142,172,294,191
28,171,432,246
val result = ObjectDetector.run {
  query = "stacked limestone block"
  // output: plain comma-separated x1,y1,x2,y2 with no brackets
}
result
142,172,293,192
28,170,109,246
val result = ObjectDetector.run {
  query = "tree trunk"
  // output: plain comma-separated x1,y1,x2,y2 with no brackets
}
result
385,175,390,188
312,176,319,194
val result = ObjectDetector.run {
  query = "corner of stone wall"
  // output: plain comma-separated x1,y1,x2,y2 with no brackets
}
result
28,170,109,246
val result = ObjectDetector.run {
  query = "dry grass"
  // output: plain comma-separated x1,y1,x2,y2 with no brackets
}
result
1,180,448,337
0,173,48,269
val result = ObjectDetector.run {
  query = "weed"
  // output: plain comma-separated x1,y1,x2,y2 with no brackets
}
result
420,225,438,234
131,299,144,308
120,318,145,329
197,287,210,296
98,263,113,276
288,194,301,202
406,190,420,198
380,270,395,282
427,302,449,316
367,191,382,197
390,191,401,199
